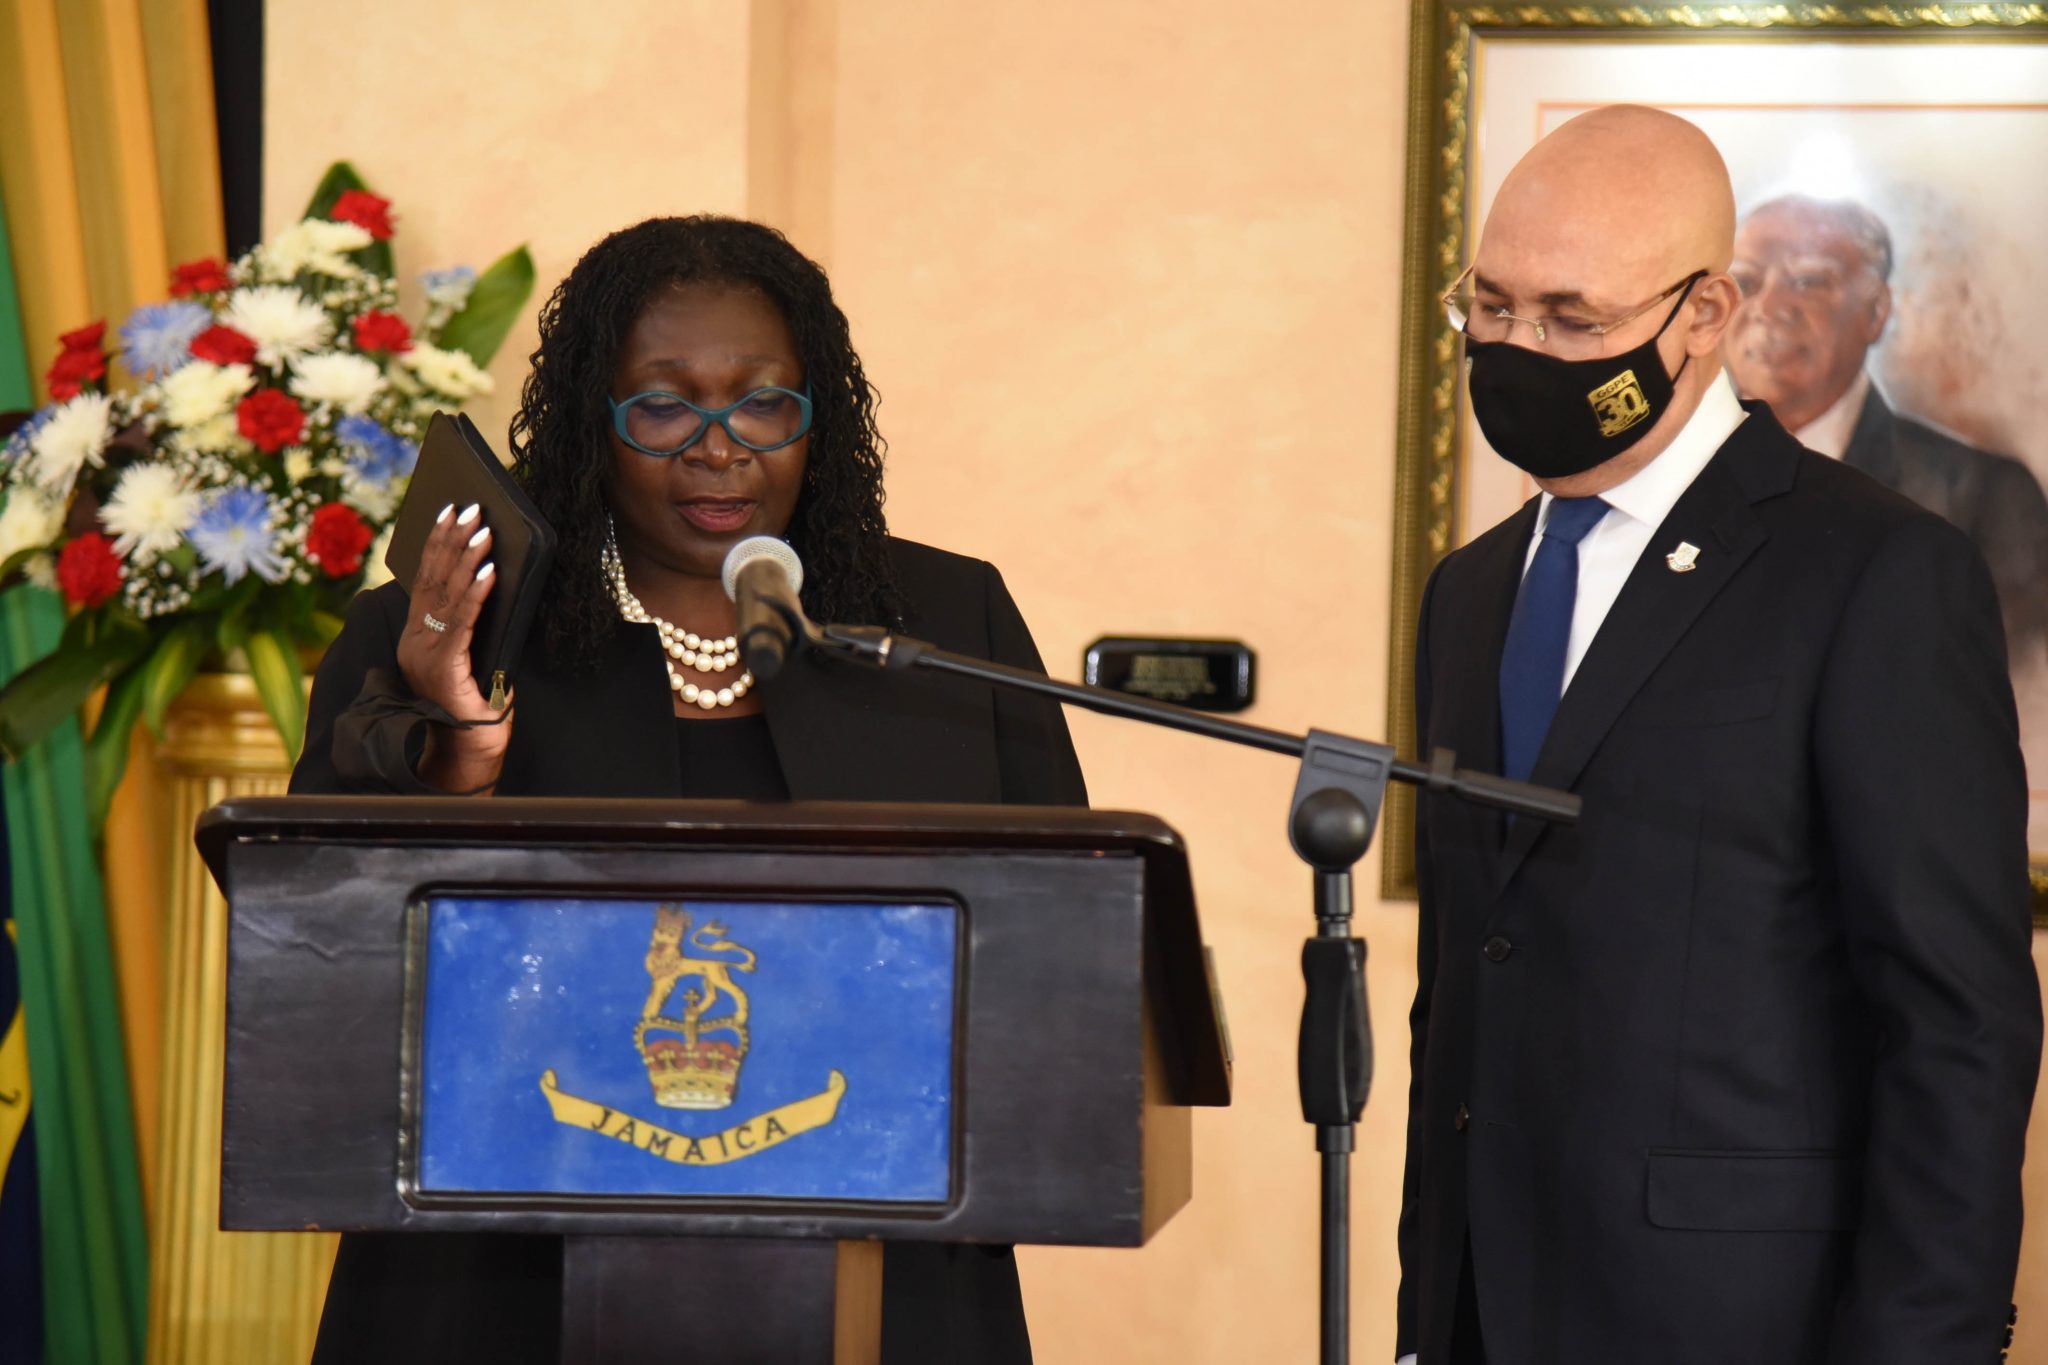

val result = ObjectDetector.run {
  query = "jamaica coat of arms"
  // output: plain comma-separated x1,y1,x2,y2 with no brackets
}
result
537,903,845,1167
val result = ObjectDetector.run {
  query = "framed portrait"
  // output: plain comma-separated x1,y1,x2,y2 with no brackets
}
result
1384,0,2048,925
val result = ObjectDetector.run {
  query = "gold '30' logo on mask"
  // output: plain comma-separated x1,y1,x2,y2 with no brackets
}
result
1587,370,1651,437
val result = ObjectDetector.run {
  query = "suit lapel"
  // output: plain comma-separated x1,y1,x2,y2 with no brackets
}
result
1493,420,1791,892
1452,498,1542,785
1840,389,1902,490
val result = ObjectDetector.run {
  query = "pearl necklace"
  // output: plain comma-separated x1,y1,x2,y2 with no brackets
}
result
602,535,754,710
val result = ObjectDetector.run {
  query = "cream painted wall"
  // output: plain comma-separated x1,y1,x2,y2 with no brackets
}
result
264,0,755,442
821,5,1411,1360
266,3,2048,1361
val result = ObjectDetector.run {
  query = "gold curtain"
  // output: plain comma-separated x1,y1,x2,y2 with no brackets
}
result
0,0,226,1220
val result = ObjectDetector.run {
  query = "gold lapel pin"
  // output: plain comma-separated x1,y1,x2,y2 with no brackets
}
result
1666,541,1701,574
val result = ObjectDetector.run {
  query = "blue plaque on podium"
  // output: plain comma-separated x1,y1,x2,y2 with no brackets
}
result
412,896,959,1205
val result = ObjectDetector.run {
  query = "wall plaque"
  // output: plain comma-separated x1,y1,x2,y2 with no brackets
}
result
1082,637,1255,713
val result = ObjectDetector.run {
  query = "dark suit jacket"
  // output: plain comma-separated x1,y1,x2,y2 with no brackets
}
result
291,534,1085,1365
1843,390,2048,662
1395,401,2041,1365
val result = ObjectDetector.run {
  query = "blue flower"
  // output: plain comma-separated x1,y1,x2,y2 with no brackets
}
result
420,266,478,308
336,415,418,484
120,301,214,380
3,407,54,463
187,485,289,584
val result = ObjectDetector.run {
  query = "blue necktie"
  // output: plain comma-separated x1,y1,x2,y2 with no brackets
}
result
1499,496,1609,783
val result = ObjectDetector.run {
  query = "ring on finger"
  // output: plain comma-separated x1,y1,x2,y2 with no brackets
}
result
422,612,449,634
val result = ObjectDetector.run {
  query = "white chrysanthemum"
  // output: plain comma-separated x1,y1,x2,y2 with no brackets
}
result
102,463,202,559
22,553,55,592
172,413,244,455
25,392,115,493
283,448,314,484
221,285,334,368
256,219,373,282
400,342,494,400
289,351,384,414
158,360,256,427
0,488,65,562
341,468,402,522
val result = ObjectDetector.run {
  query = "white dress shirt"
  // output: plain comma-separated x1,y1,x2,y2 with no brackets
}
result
1521,370,1749,691
1788,369,1870,461
1391,376,1749,1365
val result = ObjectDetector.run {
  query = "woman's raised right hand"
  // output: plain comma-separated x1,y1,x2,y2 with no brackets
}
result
393,501,512,793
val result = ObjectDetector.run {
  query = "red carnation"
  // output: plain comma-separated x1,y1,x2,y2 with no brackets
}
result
57,320,106,352
47,345,107,400
351,310,412,354
56,532,123,608
306,503,374,578
170,258,232,296
236,388,306,454
329,190,395,241
189,324,258,366
47,320,108,399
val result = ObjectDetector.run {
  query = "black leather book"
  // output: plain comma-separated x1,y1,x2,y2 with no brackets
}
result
383,411,557,708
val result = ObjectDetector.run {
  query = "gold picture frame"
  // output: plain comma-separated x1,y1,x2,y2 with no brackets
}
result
1383,0,2048,929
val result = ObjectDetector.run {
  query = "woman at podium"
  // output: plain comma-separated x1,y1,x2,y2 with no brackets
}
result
291,215,1085,1365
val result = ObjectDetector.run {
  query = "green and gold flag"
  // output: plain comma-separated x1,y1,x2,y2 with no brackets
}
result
0,164,148,1365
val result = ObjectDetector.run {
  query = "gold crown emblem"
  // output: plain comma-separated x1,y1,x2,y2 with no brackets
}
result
633,906,756,1110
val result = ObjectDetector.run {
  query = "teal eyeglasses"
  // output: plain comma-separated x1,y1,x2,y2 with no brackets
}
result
609,385,814,456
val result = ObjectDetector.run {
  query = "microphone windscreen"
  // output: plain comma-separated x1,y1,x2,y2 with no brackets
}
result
720,535,805,602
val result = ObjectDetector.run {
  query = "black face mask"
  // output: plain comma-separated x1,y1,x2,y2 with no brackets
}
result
1462,274,1701,481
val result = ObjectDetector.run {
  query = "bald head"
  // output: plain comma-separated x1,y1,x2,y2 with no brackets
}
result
1469,106,1744,496
1481,105,1735,301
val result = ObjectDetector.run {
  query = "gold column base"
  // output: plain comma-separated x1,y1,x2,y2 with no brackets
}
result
146,675,336,1365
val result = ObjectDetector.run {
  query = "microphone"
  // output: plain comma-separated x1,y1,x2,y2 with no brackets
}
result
720,536,807,680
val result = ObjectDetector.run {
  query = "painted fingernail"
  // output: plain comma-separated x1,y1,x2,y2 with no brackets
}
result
468,526,490,548
476,561,496,582
436,503,454,524
457,503,481,525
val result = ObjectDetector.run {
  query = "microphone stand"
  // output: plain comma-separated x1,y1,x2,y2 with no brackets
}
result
780,617,1578,1365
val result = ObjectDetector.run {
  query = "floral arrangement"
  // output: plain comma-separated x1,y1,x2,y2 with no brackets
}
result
0,163,533,819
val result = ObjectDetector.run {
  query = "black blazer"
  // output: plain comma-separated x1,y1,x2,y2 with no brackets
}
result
1396,402,2040,1365
297,535,1086,807
1842,389,2048,662
291,534,1085,1365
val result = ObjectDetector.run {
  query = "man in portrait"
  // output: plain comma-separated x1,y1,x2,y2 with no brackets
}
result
1725,194,2048,665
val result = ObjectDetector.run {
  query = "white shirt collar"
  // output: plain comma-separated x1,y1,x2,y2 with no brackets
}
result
1539,368,1748,535
1790,369,1871,461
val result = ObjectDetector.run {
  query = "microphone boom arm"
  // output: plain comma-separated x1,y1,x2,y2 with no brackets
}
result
812,621,1579,823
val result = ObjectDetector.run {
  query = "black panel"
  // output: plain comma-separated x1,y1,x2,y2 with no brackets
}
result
207,0,263,258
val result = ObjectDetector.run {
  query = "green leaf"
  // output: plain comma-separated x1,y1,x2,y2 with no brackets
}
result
309,609,347,649
434,245,536,368
83,660,149,827
0,545,49,583
139,618,211,739
295,159,393,280
299,160,369,221
244,627,307,764
211,575,264,652
0,618,152,760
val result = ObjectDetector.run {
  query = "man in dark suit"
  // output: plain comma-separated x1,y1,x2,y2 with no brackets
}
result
1397,106,2040,1365
1725,194,2048,665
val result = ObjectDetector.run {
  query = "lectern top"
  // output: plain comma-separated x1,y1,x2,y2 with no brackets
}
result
199,794,1185,868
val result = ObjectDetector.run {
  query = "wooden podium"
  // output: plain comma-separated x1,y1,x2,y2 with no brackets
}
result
196,797,1231,1363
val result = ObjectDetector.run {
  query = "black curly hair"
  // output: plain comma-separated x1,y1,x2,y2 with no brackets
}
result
508,215,903,666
